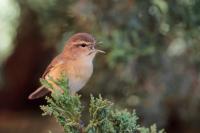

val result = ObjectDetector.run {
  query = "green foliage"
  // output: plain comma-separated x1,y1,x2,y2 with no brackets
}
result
40,77,82,133
138,124,165,133
40,77,165,133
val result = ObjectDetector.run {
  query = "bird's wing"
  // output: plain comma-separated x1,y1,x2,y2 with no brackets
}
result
29,54,66,100
42,54,65,78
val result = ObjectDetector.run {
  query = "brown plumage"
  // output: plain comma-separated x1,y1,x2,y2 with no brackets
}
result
28,33,104,100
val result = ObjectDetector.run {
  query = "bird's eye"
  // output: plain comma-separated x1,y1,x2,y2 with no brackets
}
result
80,43,87,47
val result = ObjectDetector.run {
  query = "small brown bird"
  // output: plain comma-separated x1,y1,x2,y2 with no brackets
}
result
28,33,104,99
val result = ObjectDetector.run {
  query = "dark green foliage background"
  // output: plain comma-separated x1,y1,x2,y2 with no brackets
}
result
37,0,200,131
0,0,200,132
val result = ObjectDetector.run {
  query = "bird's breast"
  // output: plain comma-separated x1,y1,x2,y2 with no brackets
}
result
67,61,93,92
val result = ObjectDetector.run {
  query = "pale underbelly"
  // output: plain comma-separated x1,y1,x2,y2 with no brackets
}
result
68,77,88,93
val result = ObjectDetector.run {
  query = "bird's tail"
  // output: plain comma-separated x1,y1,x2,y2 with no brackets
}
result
28,86,50,100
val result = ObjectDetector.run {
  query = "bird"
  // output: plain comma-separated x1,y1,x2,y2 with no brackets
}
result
28,33,104,100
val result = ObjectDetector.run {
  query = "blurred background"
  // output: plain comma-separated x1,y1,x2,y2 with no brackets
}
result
0,0,200,132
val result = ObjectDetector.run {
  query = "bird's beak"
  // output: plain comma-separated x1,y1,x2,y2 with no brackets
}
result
88,49,105,56
94,42,105,54
96,49,105,54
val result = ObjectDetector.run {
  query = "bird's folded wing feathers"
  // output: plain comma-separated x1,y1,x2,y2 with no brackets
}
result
28,55,65,100
42,54,65,78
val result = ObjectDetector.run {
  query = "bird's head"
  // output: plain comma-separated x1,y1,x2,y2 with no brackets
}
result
63,33,105,61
